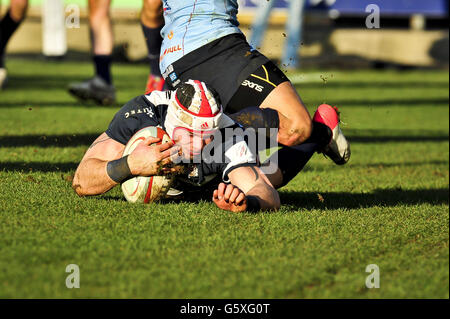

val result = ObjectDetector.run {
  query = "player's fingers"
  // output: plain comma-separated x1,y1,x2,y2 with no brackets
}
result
217,183,226,199
158,141,174,151
144,137,161,145
229,187,241,203
224,184,234,202
213,189,219,200
235,192,246,206
160,146,179,159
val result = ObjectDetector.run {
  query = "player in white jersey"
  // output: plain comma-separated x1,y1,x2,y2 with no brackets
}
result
159,0,350,188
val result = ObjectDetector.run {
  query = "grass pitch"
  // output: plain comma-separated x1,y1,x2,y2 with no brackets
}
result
0,59,448,298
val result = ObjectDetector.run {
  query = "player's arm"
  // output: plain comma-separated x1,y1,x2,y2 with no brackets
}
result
72,132,176,196
212,165,281,212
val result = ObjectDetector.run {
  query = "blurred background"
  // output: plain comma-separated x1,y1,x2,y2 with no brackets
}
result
1,0,448,69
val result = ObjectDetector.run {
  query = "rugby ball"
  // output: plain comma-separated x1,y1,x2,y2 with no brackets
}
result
121,126,175,203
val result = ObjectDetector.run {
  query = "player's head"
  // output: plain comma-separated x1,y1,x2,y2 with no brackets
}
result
164,79,223,157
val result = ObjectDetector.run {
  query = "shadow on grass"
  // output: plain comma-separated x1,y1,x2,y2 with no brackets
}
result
279,188,449,210
81,188,450,210
312,97,449,107
4,74,147,90
303,160,449,172
293,81,450,89
0,133,99,147
0,101,105,108
1,129,447,148
1,97,448,109
0,162,79,173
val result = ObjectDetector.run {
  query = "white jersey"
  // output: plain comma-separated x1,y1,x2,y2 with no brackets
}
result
160,0,242,73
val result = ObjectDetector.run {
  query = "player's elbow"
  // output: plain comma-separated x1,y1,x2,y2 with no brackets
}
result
72,174,88,196
270,190,281,211
248,185,281,212
72,170,98,197
259,193,280,212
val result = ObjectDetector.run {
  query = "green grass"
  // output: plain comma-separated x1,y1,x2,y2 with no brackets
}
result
0,59,448,298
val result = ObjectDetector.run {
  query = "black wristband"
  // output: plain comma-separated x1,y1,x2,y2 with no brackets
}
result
246,196,262,212
106,155,133,183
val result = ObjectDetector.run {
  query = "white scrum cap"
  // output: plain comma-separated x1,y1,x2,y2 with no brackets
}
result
164,79,224,139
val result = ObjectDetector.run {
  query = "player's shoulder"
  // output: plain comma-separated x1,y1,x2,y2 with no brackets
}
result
114,91,170,119
144,90,172,107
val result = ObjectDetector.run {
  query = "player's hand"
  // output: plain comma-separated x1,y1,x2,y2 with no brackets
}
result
127,137,180,176
213,183,247,213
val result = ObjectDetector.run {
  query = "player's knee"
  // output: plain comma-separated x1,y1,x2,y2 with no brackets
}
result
10,0,28,21
142,0,163,21
89,9,110,27
143,0,163,10
284,116,312,147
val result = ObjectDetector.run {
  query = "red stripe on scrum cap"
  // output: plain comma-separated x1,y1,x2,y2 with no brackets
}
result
174,91,217,118
194,80,218,117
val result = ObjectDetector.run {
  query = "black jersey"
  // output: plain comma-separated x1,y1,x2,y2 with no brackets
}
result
105,91,257,188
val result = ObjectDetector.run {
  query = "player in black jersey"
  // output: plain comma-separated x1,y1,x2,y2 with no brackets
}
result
73,80,281,212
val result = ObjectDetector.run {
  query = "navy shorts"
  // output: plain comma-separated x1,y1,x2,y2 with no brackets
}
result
162,33,289,114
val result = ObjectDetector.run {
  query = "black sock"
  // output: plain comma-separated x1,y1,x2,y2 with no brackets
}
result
307,121,332,149
268,122,332,187
0,11,23,68
271,142,319,188
93,55,112,85
141,23,163,76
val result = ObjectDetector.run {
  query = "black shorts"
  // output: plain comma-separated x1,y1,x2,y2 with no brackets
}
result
162,33,289,114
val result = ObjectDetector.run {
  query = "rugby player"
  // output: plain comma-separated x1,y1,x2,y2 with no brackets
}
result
73,80,280,212
68,0,166,105
0,0,28,90
73,80,347,212
158,0,351,181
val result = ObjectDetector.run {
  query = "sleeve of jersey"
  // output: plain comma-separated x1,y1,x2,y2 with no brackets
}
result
105,94,162,145
221,135,258,183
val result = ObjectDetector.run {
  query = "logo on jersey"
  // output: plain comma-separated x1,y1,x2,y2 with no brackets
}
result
169,72,178,82
168,30,174,40
242,80,264,92
160,44,183,62
124,107,154,119
200,122,210,129
163,0,171,15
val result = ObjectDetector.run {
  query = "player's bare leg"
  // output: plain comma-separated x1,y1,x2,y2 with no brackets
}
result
259,81,312,147
141,0,165,94
89,0,113,57
0,0,28,89
68,0,116,105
